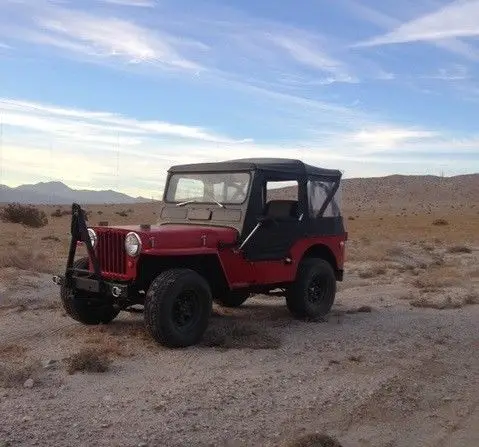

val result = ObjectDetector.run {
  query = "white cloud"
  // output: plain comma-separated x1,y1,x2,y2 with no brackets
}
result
354,0,479,47
343,0,479,60
0,98,244,144
100,0,157,7
266,33,357,83
348,126,438,151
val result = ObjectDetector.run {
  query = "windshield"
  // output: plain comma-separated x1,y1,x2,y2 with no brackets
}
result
165,172,251,205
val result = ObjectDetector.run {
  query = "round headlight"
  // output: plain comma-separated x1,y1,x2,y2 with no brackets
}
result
87,228,97,248
125,232,141,257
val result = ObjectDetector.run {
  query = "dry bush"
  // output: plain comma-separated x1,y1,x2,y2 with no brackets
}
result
51,208,71,218
358,266,387,279
412,267,460,292
115,210,129,218
65,348,111,374
202,321,281,350
446,245,472,254
0,203,48,228
285,433,343,447
0,359,42,388
41,235,61,242
464,290,479,305
83,334,131,358
0,248,52,273
411,296,462,310
432,218,448,226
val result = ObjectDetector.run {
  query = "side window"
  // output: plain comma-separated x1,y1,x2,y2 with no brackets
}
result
265,180,298,202
308,180,341,218
174,178,204,201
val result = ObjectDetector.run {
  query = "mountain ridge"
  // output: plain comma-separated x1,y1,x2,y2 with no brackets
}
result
1,173,478,206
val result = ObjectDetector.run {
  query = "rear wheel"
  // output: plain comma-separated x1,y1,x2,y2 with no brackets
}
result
60,258,120,325
144,268,212,348
286,258,336,319
214,290,250,308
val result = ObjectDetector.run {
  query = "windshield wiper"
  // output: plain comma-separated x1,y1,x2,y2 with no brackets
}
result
176,198,225,208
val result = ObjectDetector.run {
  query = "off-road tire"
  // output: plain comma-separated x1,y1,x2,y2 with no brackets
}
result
144,268,212,348
60,257,120,325
214,290,250,308
286,258,336,319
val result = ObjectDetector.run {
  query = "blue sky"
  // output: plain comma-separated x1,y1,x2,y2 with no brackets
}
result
0,0,478,198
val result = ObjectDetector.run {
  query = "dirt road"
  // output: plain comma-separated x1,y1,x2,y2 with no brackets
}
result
1,248,478,447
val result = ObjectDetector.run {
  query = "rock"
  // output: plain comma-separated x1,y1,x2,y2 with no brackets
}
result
22,416,32,422
138,443,148,447
23,379,34,389
42,359,56,369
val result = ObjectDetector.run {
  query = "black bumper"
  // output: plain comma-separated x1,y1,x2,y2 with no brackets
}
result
53,274,130,299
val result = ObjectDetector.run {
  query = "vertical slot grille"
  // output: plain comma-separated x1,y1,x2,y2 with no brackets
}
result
97,231,126,275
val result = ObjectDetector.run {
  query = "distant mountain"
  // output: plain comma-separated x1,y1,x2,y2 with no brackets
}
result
0,181,152,205
270,173,479,212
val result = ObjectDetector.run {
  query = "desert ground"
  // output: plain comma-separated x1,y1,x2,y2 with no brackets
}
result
0,177,478,447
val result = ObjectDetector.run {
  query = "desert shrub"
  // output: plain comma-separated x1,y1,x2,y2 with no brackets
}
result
97,210,103,215
0,249,51,273
411,296,462,310
65,348,111,374
0,203,48,228
41,235,60,242
432,218,448,226
51,208,70,218
358,266,386,278
0,359,41,388
115,210,128,218
285,433,343,447
347,216,355,221
447,245,472,254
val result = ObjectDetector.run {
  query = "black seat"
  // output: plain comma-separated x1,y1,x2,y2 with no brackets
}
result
264,200,298,219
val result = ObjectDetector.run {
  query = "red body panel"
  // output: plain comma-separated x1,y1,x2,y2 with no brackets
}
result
89,224,346,287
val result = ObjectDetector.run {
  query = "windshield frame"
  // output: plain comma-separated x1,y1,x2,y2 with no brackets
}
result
163,170,253,206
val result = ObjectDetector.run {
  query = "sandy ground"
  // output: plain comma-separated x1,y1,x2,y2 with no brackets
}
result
1,237,478,446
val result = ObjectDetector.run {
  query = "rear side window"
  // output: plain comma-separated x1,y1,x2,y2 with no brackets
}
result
308,180,341,218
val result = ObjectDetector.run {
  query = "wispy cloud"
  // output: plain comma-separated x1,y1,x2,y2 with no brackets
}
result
0,2,205,71
100,0,157,7
354,0,479,48
266,33,357,84
343,0,479,60
0,98,245,144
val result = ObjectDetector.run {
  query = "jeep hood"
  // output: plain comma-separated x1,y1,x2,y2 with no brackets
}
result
99,224,238,250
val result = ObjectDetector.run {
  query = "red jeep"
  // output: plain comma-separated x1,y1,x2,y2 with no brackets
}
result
53,158,347,347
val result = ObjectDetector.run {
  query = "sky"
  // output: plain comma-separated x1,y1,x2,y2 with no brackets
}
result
0,0,478,199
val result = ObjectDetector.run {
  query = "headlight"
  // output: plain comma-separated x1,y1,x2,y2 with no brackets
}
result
87,228,97,248
125,232,141,257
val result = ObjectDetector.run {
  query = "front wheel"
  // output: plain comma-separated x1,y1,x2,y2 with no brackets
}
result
144,269,212,348
60,258,120,325
286,258,336,320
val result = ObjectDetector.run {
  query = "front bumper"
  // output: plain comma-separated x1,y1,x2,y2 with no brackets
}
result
53,273,130,299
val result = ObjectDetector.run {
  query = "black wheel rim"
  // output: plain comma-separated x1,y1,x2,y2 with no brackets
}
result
172,290,201,331
307,274,327,305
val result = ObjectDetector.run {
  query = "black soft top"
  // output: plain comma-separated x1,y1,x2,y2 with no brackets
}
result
168,157,342,180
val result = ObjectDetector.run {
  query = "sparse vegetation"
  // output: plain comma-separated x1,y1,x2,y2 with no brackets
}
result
0,203,48,228
447,245,472,254
432,218,448,226
65,348,111,374
358,266,386,278
0,359,41,388
411,295,462,310
285,433,343,447
51,208,70,218
202,321,280,350
41,235,61,242
115,210,129,217
0,248,51,273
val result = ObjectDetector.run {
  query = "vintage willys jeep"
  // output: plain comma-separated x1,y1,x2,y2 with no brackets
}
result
53,158,347,347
